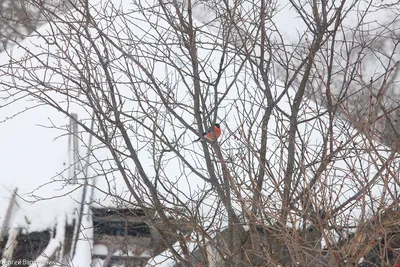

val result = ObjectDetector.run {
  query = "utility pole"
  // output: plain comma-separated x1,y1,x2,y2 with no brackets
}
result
1,188,19,265
0,188,18,241
68,113,79,184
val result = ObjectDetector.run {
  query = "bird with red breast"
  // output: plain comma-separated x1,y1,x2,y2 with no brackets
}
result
193,123,221,142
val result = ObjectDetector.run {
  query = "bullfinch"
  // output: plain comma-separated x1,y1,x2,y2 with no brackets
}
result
193,123,221,142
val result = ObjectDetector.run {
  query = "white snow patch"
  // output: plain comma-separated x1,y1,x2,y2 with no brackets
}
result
145,242,197,267
93,244,108,256
71,215,94,266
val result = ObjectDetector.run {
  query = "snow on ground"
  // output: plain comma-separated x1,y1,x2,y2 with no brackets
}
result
145,241,198,267
70,213,94,266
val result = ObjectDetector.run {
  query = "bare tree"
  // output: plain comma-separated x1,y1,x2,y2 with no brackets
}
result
0,0,76,52
1,0,400,266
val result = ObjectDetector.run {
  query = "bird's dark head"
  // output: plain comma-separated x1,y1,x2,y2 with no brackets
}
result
215,123,220,128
